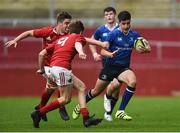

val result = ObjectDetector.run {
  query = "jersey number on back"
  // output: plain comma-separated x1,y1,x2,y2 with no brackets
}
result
57,37,69,46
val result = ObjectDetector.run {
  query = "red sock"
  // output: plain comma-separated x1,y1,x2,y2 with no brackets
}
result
80,108,89,119
39,89,51,108
40,99,60,115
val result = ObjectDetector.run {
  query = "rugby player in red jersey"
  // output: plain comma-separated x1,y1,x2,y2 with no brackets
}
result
5,11,72,121
31,20,104,128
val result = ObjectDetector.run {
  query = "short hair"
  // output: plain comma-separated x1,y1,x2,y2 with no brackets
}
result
56,11,72,23
118,11,131,22
69,20,84,34
103,7,116,14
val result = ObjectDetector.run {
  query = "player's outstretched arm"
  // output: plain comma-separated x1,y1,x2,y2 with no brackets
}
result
75,42,87,60
85,37,109,49
5,30,34,48
87,36,101,61
100,48,118,58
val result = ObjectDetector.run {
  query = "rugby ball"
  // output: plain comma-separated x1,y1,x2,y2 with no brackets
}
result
134,37,148,52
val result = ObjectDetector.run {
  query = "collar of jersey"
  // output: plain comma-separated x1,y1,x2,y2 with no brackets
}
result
105,23,118,31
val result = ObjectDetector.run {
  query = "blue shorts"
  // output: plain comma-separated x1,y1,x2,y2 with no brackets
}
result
99,65,131,81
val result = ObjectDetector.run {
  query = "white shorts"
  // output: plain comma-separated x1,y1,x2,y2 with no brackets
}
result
43,66,51,79
50,66,73,87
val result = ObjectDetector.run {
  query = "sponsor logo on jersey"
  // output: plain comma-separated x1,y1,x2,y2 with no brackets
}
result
102,33,108,37
46,36,51,41
117,37,122,41
101,74,107,80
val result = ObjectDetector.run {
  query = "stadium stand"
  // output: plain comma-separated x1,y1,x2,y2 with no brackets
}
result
0,0,179,26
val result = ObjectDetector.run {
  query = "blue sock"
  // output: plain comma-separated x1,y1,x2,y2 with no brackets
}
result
119,86,135,110
85,90,94,103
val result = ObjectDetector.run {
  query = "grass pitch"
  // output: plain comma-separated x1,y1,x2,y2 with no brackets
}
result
0,96,180,132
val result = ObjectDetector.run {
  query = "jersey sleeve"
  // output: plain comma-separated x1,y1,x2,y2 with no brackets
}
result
135,31,141,39
93,28,101,40
45,43,55,55
105,30,116,45
33,26,51,38
75,35,86,46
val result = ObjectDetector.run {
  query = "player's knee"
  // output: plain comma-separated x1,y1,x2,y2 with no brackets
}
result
46,85,57,95
58,97,71,105
78,82,86,92
128,80,136,88
112,83,119,90
91,89,100,97
76,82,86,92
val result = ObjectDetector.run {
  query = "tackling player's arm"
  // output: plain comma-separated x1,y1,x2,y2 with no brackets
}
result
37,43,55,74
75,42,87,60
88,36,101,61
5,30,34,48
85,37,108,48
100,48,118,58
85,38,118,58
37,49,47,74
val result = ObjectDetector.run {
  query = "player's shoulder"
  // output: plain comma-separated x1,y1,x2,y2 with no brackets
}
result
69,33,83,37
129,29,140,36
35,26,53,31
109,28,120,35
96,25,107,31
68,34,85,41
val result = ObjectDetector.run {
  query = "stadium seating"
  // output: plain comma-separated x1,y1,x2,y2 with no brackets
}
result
0,0,179,19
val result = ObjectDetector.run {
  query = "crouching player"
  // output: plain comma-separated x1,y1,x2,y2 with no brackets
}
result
31,20,103,128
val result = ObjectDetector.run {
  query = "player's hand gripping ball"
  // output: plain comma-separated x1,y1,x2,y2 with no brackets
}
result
134,37,150,53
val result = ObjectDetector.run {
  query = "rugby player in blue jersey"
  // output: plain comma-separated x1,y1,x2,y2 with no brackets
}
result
88,7,120,121
72,10,151,121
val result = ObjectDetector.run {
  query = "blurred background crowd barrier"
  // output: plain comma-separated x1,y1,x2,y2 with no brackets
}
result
0,0,180,96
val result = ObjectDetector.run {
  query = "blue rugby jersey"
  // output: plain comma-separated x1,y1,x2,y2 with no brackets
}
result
93,23,119,41
93,23,119,67
105,28,140,67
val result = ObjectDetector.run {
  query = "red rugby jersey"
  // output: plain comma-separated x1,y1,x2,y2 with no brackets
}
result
46,34,86,70
33,26,67,66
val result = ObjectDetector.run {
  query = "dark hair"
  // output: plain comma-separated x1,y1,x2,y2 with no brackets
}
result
118,11,131,22
69,20,84,34
56,11,72,23
103,7,116,14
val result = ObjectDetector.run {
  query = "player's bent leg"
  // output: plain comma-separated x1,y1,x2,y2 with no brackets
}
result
104,94,111,112
58,84,72,120
72,75,86,120
32,86,72,128
115,110,132,121
34,81,57,122
104,78,120,112
72,79,109,120
104,79,120,121
115,69,136,121
58,86,70,121
48,74,70,121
